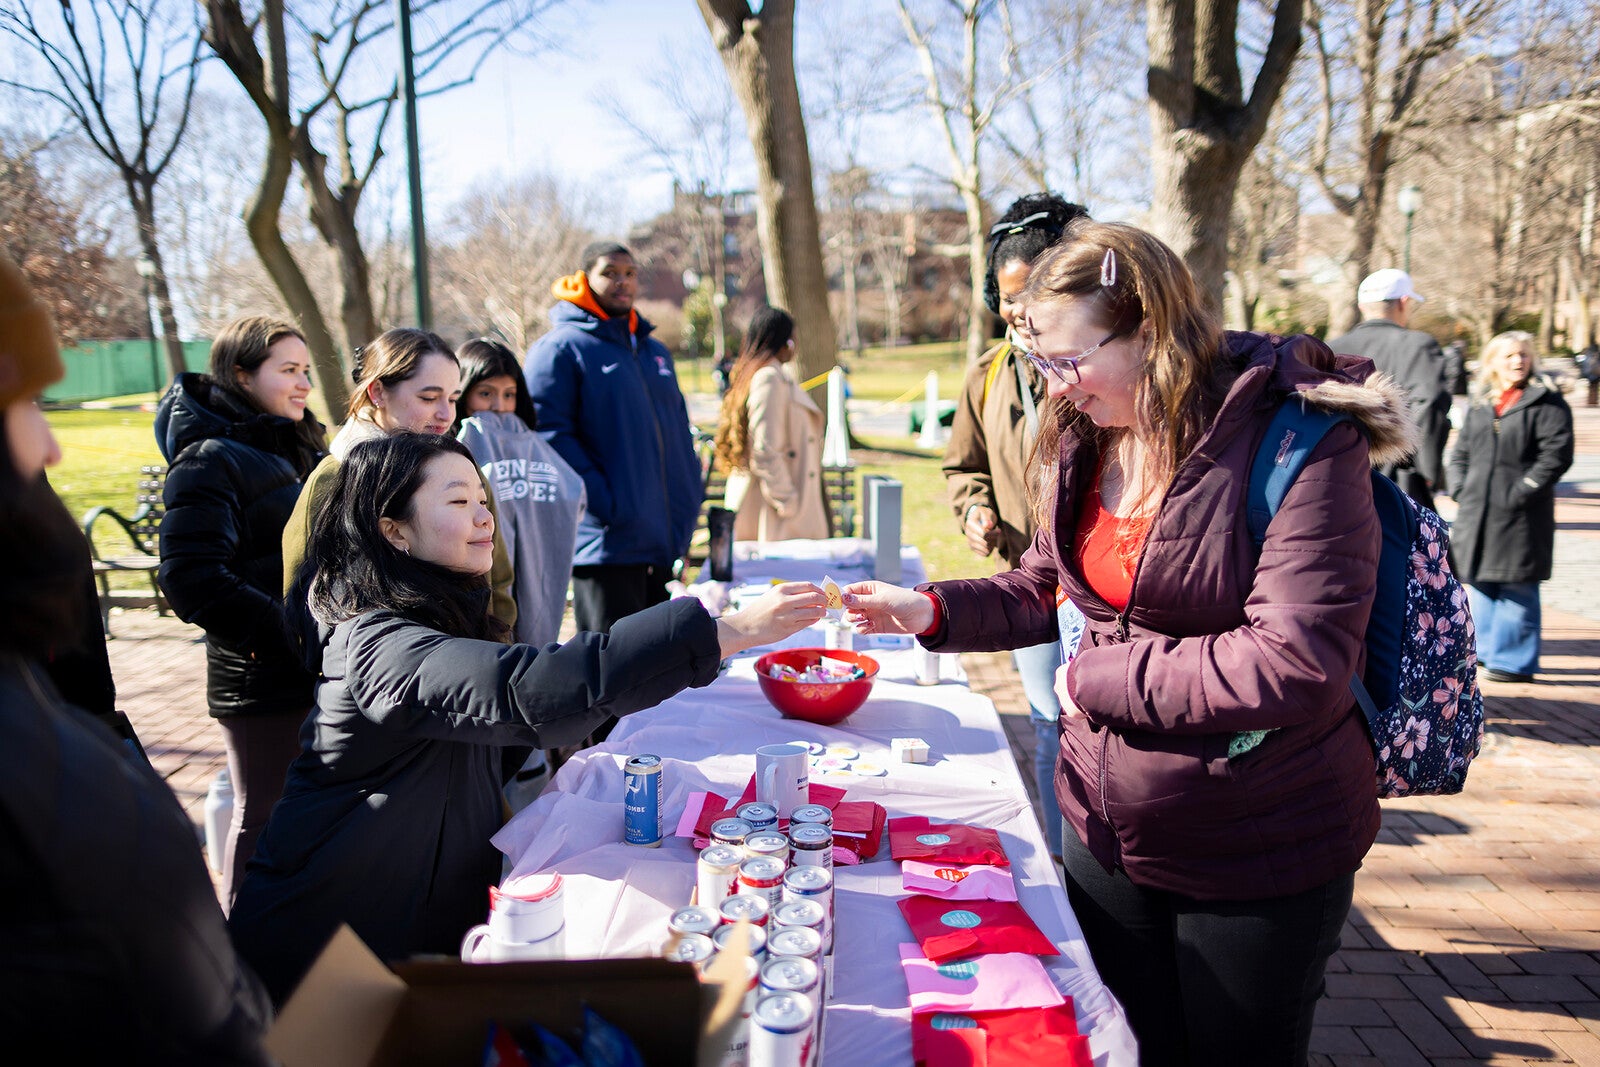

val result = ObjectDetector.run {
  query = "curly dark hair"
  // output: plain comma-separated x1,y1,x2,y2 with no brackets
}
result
983,193,1091,314
288,432,507,645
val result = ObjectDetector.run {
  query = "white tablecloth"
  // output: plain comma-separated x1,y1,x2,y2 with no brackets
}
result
491,540,1137,1065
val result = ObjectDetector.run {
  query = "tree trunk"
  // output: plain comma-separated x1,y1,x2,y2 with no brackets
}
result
126,180,188,380
205,0,350,416
960,184,986,364
699,0,838,393
1146,0,1302,309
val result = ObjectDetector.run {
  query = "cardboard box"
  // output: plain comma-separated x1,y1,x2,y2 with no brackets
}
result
266,926,747,1067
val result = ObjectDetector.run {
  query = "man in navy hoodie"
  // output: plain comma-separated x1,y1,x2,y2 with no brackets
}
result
524,242,703,638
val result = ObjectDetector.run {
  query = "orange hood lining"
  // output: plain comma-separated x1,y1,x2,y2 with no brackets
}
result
551,271,638,333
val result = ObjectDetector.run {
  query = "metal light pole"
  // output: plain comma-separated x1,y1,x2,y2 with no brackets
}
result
397,0,431,328
1397,184,1423,275
135,255,162,396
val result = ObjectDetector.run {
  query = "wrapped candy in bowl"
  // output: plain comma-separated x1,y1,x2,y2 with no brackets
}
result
754,648,879,725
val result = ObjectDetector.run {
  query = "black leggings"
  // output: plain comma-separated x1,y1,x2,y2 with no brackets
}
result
1062,829,1352,1067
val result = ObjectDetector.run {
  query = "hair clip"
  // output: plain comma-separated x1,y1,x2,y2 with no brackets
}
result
1100,248,1118,289
987,210,1065,241
349,345,366,383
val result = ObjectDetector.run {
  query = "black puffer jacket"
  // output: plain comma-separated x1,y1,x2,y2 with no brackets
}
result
156,374,324,717
228,597,722,1004
0,654,273,1062
1447,376,1574,584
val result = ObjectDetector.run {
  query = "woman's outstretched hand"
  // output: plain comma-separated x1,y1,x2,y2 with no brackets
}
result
716,582,828,657
840,581,934,636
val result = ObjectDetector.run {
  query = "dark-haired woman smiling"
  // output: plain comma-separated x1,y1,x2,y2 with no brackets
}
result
229,433,825,1005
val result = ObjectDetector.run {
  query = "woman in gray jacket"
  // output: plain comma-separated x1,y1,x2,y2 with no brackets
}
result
229,432,824,1005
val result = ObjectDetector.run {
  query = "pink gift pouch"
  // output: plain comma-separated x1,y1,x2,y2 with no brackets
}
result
898,944,1063,1014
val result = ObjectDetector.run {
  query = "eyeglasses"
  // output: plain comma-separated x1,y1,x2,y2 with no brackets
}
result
1017,330,1120,385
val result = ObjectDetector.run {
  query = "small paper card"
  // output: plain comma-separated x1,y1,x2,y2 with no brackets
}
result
902,860,1016,902
898,944,1063,1014
897,895,1058,962
889,816,1009,867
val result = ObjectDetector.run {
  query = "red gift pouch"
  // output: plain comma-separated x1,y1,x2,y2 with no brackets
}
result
912,1005,1090,1067
831,800,887,861
897,895,1058,962
890,817,1009,867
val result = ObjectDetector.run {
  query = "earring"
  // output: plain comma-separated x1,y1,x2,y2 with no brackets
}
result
399,544,410,555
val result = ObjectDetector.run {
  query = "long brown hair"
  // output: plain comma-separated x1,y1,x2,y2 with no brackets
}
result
1021,221,1234,528
713,306,795,472
209,314,328,462
347,327,457,423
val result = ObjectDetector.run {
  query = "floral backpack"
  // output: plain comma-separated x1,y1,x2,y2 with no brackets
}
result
1247,399,1485,798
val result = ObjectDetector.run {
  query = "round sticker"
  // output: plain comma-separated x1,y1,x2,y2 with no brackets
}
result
915,833,952,846
939,909,982,929
930,1013,979,1030
936,960,980,981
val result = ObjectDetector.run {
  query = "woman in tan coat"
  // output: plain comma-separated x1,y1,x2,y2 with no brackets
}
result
714,306,828,542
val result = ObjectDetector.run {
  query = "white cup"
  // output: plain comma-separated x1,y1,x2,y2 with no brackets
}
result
461,923,567,963
488,873,564,944
756,742,809,819
915,645,941,686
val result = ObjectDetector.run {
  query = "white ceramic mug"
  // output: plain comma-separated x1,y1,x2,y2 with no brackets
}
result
460,923,566,963
756,742,809,818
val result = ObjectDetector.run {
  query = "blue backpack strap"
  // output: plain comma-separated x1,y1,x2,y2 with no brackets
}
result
1247,398,1350,549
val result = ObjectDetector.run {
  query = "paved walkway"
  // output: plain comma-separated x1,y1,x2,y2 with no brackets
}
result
107,405,1600,1063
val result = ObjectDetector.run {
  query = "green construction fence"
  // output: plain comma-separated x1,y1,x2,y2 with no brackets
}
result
44,339,212,403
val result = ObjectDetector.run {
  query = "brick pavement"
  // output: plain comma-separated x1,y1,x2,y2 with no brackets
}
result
104,406,1600,1063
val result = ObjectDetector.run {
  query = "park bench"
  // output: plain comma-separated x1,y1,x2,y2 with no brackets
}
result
82,464,170,635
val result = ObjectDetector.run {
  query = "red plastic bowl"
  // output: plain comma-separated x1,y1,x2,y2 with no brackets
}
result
754,648,880,726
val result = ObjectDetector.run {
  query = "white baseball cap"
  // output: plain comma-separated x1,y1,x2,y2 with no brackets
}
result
1357,268,1424,305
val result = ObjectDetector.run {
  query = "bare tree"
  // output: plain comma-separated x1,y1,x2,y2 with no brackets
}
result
1146,0,1304,309
607,52,743,367
204,0,554,416
1304,0,1496,332
697,0,839,389
1,0,201,376
893,0,1020,365
433,172,593,353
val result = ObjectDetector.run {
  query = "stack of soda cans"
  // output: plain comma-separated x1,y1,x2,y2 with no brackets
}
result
662,800,838,1066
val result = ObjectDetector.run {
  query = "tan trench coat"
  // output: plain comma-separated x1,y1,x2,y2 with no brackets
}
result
727,363,828,542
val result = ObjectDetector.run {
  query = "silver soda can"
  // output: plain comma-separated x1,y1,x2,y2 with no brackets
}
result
737,855,787,911
721,953,762,1067
663,932,716,970
766,924,823,964
713,920,768,960
623,754,663,846
698,843,744,905
759,955,819,1000
788,824,833,870
823,619,855,651
744,831,791,866
788,804,833,828
711,817,753,850
771,898,826,937
748,991,816,1067
719,892,771,928
914,643,941,685
737,802,779,833
668,904,722,939
781,865,834,954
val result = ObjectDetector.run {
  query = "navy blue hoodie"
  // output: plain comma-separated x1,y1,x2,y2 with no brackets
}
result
523,286,703,567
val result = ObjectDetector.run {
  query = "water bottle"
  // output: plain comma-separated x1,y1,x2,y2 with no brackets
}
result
204,766,234,875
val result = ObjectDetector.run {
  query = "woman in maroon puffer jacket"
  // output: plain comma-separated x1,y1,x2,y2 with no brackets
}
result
846,220,1416,1066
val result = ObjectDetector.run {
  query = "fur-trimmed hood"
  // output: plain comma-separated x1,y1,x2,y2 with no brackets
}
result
1228,330,1420,471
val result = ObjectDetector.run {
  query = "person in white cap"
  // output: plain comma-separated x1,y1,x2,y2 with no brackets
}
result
1328,268,1452,510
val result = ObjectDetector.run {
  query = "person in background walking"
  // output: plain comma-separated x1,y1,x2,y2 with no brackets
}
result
1329,269,1452,511
844,220,1413,1065
1443,331,1574,684
1577,342,1600,408
155,315,327,910
229,432,825,1005
714,305,828,543
942,192,1089,863
0,251,273,1060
